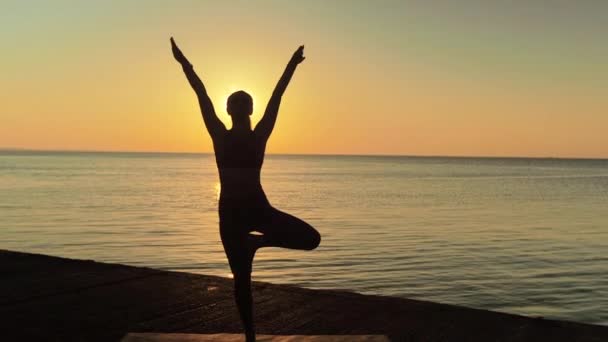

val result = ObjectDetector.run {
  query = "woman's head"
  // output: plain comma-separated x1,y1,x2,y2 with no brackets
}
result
227,90,253,117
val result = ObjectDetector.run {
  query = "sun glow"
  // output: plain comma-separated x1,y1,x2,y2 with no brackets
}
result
2,2,606,158
216,85,270,132
221,86,259,112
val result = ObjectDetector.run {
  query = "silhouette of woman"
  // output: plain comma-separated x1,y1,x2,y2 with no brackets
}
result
171,38,321,341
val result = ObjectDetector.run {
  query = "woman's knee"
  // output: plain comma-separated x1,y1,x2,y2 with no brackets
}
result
304,228,321,250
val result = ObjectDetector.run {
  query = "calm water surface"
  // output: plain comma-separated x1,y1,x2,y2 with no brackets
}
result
1,151,607,325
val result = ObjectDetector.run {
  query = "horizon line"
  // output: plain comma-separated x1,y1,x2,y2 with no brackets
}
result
1,147,607,161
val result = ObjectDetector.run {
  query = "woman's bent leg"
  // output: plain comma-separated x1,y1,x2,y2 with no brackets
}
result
256,207,321,250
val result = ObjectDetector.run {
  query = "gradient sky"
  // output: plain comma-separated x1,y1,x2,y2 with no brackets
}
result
1,0,607,157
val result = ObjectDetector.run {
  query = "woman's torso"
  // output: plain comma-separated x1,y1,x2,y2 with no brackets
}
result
214,129,269,206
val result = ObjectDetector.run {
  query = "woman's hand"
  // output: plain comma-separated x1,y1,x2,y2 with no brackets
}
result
171,37,188,65
290,45,305,65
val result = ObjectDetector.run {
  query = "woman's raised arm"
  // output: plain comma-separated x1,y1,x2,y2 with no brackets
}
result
255,45,305,140
171,37,225,138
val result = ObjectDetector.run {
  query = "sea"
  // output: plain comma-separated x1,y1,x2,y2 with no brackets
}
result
1,150,607,325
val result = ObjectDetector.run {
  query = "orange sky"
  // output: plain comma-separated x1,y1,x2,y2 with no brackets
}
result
1,1,607,158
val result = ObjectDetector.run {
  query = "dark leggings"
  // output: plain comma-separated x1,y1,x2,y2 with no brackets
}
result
219,201,321,341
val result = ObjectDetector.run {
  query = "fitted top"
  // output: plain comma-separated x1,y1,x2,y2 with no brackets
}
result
215,129,265,170
214,129,268,201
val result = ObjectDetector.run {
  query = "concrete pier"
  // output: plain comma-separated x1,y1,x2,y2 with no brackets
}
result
1,250,606,341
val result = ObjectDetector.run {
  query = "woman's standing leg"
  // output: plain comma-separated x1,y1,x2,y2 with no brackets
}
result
220,221,257,342
233,269,255,342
